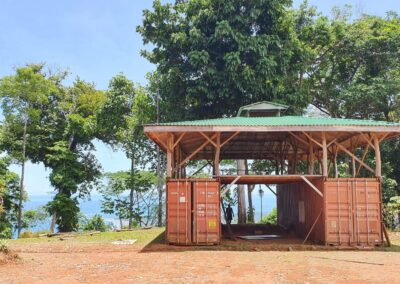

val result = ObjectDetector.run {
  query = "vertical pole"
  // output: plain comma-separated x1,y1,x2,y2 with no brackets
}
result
322,132,328,177
214,133,221,177
373,136,381,178
308,144,314,175
334,146,338,178
166,134,174,178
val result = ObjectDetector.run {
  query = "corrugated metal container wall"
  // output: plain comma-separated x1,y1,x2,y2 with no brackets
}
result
325,178,382,246
192,180,221,245
277,178,325,243
166,180,191,245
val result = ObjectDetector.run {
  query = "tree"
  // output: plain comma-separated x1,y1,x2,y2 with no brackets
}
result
0,64,56,237
100,171,157,228
137,0,311,121
0,157,21,238
98,74,156,229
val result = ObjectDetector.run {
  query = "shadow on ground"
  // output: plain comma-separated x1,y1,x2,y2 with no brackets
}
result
140,224,397,253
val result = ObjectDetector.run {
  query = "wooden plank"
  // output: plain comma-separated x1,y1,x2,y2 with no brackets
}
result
302,131,323,148
356,144,370,176
221,176,241,197
288,131,309,147
300,176,323,197
308,144,314,175
172,132,186,149
220,131,240,148
359,132,375,150
166,134,174,177
265,185,276,196
214,133,221,176
178,133,217,168
303,210,323,244
373,136,381,177
334,141,375,174
220,175,322,184
322,132,328,177
199,132,217,148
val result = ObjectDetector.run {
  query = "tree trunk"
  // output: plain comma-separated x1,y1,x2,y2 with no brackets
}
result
236,159,246,224
17,116,28,238
244,160,254,223
128,155,135,229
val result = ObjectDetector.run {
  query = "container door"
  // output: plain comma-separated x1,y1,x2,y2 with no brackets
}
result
192,180,221,244
350,180,382,246
325,179,353,245
166,180,191,245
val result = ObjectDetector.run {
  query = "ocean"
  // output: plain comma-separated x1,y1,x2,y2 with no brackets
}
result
22,188,277,234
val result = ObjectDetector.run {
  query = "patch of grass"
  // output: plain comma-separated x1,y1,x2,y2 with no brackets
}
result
10,228,165,245
0,239,9,253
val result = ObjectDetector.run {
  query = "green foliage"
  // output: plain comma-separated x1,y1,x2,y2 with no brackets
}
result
383,196,400,229
138,0,309,120
22,207,49,231
0,157,21,238
45,193,80,232
260,207,278,225
0,239,9,253
81,214,109,232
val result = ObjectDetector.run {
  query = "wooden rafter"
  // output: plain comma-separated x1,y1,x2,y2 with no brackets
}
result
152,134,170,151
379,132,390,143
356,144,370,176
301,176,323,197
173,132,186,149
178,133,217,168
288,132,309,147
334,141,375,174
220,131,240,148
359,132,375,150
302,132,323,148
199,132,217,148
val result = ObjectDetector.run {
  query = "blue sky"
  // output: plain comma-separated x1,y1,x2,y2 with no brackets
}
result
0,0,399,196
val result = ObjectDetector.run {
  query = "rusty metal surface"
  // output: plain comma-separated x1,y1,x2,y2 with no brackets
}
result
166,180,191,245
277,178,325,243
325,178,382,246
278,177,383,246
192,180,220,244
166,179,221,245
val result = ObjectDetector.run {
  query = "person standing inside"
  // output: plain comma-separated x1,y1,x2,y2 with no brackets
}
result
226,204,234,225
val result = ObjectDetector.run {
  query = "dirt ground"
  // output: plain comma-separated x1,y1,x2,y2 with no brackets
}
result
1,231,400,284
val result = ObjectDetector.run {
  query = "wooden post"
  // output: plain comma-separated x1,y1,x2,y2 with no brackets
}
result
166,134,174,178
374,136,381,178
308,144,314,175
322,132,328,177
334,146,338,178
352,148,356,178
214,133,221,176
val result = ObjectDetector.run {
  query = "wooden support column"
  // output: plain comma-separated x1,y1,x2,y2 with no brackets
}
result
334,146,338,178
322,132,328,177
308,144,314,175
374,136,381,178
166,134,174,178
214,133,221,176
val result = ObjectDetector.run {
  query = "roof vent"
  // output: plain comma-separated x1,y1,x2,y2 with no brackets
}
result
237,101,289,117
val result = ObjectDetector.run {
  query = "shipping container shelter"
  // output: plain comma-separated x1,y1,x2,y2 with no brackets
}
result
144,105,400,246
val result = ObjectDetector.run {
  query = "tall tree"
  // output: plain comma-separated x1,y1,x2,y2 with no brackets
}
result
98,74,156,228
0,64,56,236
138,0,310,121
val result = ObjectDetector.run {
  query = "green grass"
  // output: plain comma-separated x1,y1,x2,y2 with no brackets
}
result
10,228,165,245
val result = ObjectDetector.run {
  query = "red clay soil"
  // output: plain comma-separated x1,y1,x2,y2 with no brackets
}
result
1,238,400,284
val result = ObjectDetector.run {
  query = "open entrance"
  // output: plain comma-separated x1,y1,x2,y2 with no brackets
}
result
219,175,383,246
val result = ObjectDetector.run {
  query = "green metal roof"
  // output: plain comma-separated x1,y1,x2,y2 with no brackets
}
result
152,116,400,127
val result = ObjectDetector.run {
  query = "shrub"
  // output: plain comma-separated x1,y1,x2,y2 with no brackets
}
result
19,231,40,238
0,239,9,253
260,207,277,225
83,214,109,232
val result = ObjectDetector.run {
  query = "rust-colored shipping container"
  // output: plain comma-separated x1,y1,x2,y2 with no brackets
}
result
166,179,191,245
325,178,382,246
192,180,221,244
166,179,221,245
277,177,383,246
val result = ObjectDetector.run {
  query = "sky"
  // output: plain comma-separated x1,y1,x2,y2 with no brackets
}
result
0,0,399,196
